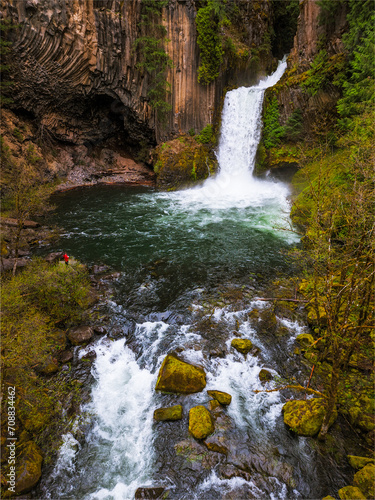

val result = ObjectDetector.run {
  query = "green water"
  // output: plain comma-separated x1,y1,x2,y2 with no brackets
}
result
49,184,297,308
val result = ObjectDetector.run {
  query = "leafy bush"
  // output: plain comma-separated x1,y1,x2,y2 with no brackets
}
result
196,124,213,144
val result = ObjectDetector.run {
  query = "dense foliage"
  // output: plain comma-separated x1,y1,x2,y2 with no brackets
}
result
134,0,172,121
196,1,224,84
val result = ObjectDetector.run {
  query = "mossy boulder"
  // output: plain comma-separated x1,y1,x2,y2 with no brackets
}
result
155,354,206,393
259,369,273,382
353,463,375,498
34,355,59,375
231,338,253,355
347,395,375,432
15,441,43,494
282,398,337,437
338,486,366,499
296,333,315,349
207,390,232,405
153,405,183,421
322,496,336,500
153,136,217,190
348,456,375,470
189,405,214,440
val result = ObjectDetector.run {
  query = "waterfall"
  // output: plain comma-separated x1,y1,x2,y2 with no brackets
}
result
217,59,287,180
172,59,289,209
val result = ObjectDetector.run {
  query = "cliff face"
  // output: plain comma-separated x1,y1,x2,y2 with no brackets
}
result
276,0,348,130
3,0,273,149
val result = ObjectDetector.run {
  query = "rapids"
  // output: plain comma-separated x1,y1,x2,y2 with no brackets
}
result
39,61,349,499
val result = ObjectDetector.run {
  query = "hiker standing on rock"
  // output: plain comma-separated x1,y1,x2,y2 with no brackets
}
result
63,253,69,266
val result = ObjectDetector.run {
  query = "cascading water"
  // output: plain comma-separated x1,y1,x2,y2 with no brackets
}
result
40,61,349,499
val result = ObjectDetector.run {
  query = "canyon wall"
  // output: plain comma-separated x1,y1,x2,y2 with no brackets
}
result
2,0,273,149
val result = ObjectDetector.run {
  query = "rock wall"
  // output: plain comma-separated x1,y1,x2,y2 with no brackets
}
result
2,0,273,148
270,0,348,132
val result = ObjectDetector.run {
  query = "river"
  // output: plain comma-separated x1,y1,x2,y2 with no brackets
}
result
39,61,349,499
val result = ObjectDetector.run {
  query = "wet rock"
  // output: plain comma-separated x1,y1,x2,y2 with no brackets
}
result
259,369,273,382
108,326,124,339
67,326,94,345
218,464,251,481
231,338,253,355
153,405,183,421
134,486,165,499
209,347,226,358
338,485,366,499
347,456,375,470
34,355,59,375
283,398,337,437
91,264,111,275
353,463,375,498
44,252,64,263
207,390,232,405
59,349,73,364
204,436,228,455
15,441,43,494
155,354,206,393
189,406,214,440
93,325,107,335
81,350,97,361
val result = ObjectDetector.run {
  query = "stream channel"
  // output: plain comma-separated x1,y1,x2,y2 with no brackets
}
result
39,61,349,499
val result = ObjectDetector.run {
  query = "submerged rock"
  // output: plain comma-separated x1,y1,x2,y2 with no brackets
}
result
155,354,206,393
15,441,43,494
189,405,214,440
282,398,337,437
338,485,366,499
67,326,94,345
153,405,183,421
231,338,253,355
353,463,375,498
207,390,232,405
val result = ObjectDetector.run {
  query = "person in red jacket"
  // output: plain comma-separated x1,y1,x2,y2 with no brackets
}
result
63,253,69,265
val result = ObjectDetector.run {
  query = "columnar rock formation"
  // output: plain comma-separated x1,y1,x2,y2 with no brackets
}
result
3,0,273,147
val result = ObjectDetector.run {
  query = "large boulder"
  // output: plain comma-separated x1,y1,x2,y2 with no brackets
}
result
207,390,232,405
15,441,43,494
348,455,375,470
67,326,94,346
189,406,214,440
231,338,253,355
353,463,375,499
338,486,366,499
155,354,206,393
283,398,337,437
153,405,183,421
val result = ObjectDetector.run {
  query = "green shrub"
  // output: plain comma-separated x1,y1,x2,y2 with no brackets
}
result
263,96,285,149
196,124,213,144
196,5,223,84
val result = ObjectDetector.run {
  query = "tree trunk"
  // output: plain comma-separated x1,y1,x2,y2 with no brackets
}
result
318,355,340,440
